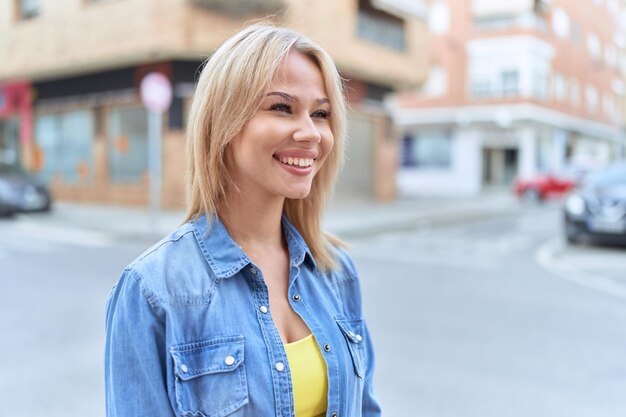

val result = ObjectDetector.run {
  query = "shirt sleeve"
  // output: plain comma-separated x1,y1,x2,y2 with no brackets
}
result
104,268,176,417
361,320,382,417
335,248,383,417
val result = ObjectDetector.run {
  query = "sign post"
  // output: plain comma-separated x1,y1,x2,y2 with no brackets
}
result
140,72,172,233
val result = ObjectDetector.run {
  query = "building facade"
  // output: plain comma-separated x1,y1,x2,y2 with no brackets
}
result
0,0,429,208
391,0,626,197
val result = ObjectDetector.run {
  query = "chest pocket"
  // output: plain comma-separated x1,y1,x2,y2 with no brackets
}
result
170,336,248,417
336,318,366,379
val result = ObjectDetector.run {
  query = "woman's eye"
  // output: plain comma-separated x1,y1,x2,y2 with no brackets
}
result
269,102,292,113
312,110,330,119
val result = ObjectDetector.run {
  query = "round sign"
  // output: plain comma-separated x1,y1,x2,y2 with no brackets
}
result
140,72,173,113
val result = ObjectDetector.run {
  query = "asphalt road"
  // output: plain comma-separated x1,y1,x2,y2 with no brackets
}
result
1,205,625,416
351,205,626,417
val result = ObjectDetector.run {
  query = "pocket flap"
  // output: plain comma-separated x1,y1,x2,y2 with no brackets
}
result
336,318,365,345
335,318,366,378
170,336,245,382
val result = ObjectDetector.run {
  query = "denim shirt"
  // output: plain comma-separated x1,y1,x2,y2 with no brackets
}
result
105,214,381,417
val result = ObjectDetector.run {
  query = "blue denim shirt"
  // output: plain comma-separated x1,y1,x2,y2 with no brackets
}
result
105,215,381,417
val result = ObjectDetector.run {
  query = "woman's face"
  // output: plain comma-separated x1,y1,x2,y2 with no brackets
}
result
228,50,334,203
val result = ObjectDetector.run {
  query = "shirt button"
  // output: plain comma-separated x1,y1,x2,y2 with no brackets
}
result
249,267,257,275
225,356,235,366
180,364,188,373
275,361,285,372
331,413,338,417
355,334,363,343
292,294,301,302
324,344,331,352
259,305,268,314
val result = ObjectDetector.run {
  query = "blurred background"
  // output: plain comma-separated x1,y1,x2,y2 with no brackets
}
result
1,0,626,416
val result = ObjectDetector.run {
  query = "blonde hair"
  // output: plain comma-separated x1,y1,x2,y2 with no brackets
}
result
184,23,346,270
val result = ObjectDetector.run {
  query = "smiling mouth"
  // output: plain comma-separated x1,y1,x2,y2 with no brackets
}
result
275,156,315,168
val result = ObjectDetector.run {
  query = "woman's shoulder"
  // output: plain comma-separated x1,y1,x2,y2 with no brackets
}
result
118,222,215,303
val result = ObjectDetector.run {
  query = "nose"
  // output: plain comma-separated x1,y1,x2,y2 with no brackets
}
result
292,115,322,143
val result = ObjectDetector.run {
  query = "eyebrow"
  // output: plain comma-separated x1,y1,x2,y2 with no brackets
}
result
266,91,329,105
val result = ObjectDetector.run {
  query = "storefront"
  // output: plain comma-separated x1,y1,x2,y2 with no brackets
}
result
0,82,32,167
26,61,200,208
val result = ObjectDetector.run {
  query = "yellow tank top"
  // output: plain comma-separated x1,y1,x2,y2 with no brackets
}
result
284,334,328,417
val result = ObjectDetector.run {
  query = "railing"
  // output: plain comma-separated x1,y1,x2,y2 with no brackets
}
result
357,10,406,52
188,0,284,18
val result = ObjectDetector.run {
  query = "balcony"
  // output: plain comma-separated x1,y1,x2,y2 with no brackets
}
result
188,0,285,18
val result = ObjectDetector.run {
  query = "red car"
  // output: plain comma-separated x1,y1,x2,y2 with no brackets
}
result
513,172,578,202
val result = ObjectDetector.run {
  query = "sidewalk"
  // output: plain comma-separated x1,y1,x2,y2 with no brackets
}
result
15,191,522,241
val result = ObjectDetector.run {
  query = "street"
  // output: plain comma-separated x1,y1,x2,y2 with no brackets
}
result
354,206,626,417
1,204,626,416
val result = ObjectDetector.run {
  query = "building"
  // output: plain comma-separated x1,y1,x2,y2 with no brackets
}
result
0,0,429,208
390,0,626,197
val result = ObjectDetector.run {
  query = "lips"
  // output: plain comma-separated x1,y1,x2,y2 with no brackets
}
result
273,153,316,176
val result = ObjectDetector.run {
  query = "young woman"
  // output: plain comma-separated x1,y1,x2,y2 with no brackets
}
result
105,23,381,417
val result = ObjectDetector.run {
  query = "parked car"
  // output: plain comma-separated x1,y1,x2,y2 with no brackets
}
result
0,162,52,213
513,166,592,202
563,162,626,245
0,193,17,217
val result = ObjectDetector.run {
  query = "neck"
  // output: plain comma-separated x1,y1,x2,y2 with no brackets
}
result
218,190,285,251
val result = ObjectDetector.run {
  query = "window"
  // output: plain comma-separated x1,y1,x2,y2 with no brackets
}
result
357,0,406,51
571,21,582,45
552,8,570,39
35,111,95,184
0,119,20,166
501,70,519,97
421,66,447,97
585,85,599,113
587,32,601,59
605,45,617,68
603,94,615,118
607,0,620,14
107,106,148,183
473,15,516,30
402,130,452,169
16,0,40,19
553,73,566,101
470,70,520,99
532,69,548,100
569,78,581,107
470,78,491,98
428,2,450,35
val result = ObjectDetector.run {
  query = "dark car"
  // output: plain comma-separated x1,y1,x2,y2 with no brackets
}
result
0,162,52,214
563,162,626,245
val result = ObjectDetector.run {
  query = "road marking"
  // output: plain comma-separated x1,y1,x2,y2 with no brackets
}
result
535,238,626,299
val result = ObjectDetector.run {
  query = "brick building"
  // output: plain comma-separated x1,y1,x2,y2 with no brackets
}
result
390,0,626,197
0,0,428,208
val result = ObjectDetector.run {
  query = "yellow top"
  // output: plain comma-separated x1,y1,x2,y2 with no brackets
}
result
284,334,328,417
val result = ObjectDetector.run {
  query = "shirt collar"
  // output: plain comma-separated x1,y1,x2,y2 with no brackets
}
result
191,214,316,279
281,214,317,270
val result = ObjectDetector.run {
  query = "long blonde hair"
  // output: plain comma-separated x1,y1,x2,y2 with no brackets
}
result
184,23,346,270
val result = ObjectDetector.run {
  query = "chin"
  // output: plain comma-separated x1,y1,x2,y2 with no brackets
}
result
283,186,312,200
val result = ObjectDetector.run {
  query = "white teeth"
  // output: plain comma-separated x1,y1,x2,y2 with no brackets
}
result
278,157,314,167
